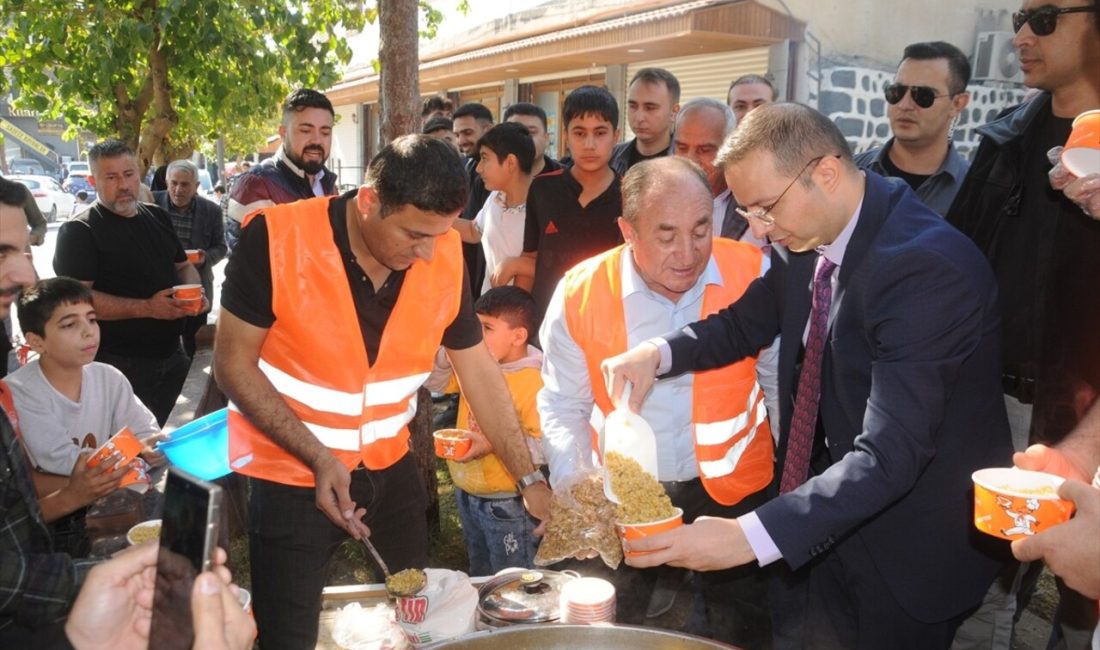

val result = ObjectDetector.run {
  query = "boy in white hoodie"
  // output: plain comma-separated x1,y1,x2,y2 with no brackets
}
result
426,286,544,574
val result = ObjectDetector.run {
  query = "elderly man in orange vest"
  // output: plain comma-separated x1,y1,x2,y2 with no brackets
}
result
538,156,773,646
214,135,552,650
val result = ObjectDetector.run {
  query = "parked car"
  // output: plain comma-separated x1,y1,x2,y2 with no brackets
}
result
9,158,47,176
63,172,97,201
66,161,91,178
10,174,76,222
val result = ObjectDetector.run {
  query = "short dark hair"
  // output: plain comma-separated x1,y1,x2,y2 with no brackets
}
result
563,86,619,129
421,94,454,118
366,135,468,217
503,103,549,131
17,277,94,338
453,102,494,125
281,88,335,123
88,139,135,168
213,185,225,194
715,103,853,179
901,41,972,95
0,177,28,208
477,123,536,175
629,67,681,104
423,116,454,135
728,74,778,101
475,286,537,341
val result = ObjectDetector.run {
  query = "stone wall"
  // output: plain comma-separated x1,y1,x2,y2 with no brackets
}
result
812,65,1029,158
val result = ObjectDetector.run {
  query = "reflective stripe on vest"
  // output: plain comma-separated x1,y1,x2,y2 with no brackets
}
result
562,240,773,506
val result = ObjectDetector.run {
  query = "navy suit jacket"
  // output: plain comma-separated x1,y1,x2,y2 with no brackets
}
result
666,171,1012,622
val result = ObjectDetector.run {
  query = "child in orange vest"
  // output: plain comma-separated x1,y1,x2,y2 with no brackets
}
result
426,286,544,575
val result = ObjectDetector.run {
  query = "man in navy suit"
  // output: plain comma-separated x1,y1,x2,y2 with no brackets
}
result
602,103,1013,649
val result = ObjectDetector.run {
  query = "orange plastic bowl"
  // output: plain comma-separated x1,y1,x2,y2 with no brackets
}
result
616,507,683,558
433,429,472,459
972,468,1075,541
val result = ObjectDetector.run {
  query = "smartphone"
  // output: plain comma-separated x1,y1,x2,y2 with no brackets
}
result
148,467,224,650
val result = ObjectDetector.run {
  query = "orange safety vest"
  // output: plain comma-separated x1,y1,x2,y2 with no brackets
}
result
228,197,463,487
562,239,773,506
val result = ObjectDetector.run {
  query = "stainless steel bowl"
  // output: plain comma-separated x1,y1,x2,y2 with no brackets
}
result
421,623,740,649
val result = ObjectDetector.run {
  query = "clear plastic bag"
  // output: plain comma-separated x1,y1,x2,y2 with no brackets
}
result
534,470,623,570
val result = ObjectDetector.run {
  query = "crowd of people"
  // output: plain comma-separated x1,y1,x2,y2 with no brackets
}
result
0,3,1098,648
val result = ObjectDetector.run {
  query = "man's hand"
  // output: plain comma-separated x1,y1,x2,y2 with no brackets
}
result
521,481,552,534
147,288,192,320
1012,479,1100,600
453,428,492,462
66,450,129,505
624,516,756,571
63,542,159,650
139,433,168,468
490,258,520,288
600,342,661,413
310,451,368,539
191,573,257,650
1013,444,1092,484
1047,146,1100,220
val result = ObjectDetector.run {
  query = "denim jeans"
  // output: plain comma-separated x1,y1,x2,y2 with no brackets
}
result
96,345,190,426
454,488,538,576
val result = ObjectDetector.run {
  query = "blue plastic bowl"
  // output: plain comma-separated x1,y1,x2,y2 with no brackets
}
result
160,408,233,480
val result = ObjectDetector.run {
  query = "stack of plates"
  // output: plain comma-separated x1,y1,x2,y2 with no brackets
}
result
559,577,616,624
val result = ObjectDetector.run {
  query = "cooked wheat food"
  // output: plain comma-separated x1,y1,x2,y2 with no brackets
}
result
606,451,676,523
129,523,161,544
997,483,1058,497
385,568,426,596
534,473,623,569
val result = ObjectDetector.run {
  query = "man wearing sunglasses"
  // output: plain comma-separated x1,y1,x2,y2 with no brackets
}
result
948,0,1099,452
853,42,971,217
602,103,1012,649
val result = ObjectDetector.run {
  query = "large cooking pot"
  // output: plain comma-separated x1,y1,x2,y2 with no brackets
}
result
421,623,740,648
475,569,580,628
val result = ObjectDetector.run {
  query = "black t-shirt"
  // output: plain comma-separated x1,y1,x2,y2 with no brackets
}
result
221,192,482,365
522,168,623,320
54,203,186,358
627,140,668,169
880,151,931,192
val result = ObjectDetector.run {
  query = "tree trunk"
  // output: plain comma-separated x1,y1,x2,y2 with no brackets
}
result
136,38,178,177
378,0,420,145
379,0,437,531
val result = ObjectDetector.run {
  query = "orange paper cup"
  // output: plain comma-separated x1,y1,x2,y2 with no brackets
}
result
178,297,204,315
972,468,1075,541
616,507,684,558
1061,109,1100,178
433,429,472,459
88,426,144,467
185,249,202,264
173,284,202,300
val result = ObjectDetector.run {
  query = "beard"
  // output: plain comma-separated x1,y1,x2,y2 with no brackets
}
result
287,144,327,175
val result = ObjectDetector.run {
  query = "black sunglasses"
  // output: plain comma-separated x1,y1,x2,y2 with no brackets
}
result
883,83,953,109
1012,5,1097,36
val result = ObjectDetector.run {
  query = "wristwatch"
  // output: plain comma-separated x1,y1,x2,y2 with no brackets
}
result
516,469,547,492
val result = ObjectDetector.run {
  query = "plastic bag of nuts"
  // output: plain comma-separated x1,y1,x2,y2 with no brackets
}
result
534,470,622,569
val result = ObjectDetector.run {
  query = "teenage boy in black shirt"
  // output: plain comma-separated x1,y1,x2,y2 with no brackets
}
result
497,86,624,322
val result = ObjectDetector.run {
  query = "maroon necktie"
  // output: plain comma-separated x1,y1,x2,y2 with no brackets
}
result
780,256,837,494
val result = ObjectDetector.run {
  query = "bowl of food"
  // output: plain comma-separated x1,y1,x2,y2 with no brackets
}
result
616,508,684,558
386,568,428,598
127,519,162,545
433,429,473,459
972,467,1076,540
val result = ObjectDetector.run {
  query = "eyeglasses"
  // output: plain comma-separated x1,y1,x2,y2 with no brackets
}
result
1012,5,1097,36
736,156,830,226
883,83,953,109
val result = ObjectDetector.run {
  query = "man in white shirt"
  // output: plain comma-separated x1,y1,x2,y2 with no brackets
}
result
539,156,774,646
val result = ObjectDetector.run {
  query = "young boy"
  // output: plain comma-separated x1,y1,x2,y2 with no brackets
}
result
4,277,164,555
496,85,624,322
425,286,544,575
451,122,537,295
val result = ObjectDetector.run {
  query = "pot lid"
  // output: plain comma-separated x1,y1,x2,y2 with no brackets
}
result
477,570,574,624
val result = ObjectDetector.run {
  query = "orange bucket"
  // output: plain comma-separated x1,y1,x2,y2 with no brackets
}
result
616,507,683,558
1061,109,1100,178
173,284,202,300
433,429,472,459
972,468,1075,541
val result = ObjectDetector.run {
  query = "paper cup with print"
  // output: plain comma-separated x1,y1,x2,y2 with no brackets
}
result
1061,109,1100,178
88,427,151,493
616,507,683,558
972,468,1075,541
185,249,202,264
173,284,203,300
178,297,204,315
433,429,472,459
